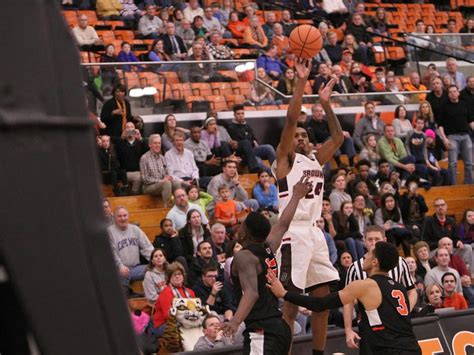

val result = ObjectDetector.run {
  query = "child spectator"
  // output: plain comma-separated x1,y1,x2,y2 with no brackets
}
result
458,209,474,246
214,185,240,230
252,170,278,213
143,248,168,304
187,185,214,213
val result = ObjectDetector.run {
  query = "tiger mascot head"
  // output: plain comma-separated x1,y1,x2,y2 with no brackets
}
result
158,298,209,354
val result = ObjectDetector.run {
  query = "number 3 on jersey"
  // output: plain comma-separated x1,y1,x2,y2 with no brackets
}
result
305,182,323,199
391,290,409,316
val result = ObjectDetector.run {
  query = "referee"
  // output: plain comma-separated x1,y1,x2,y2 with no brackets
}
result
343,226,417,352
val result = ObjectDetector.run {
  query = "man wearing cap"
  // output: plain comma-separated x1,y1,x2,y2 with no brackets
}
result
425,129,450,186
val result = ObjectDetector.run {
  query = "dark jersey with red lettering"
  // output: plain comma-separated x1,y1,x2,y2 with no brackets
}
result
359,275,421,353
232,242,281,325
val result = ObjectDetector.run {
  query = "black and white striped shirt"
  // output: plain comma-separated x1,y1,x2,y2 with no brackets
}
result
345,256,416,290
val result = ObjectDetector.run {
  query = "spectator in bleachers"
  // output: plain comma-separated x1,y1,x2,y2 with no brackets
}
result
152,262,195,337
438,85,473,184
183,0,204,23
353,2,374,30
188,240,222,285
332,201,364,260
257,45,287,79
374,192,412,257
207,160,259,213
102,198,114,225
341,35,368,66
179,209,211,265
176,19,196,49
276,67,298,97
372,7,388,37
335,250,353,287
271,23,289,57
315,216,338,266
161,114,189,152
227,11,246,39
73,14,103,51
424,248,463,294
329,172,352,212
185,126,221,178
192,16,209,38
404,72,428,103
374,160,391,188
407,20,432,62
460,18,474,47
442,20,463,57
426,77,448,126
392,105,413,142
381,75,408,105
324,31,342,65
438,237,473,304
378,124,428,185
161,22,187,60
425,130,450,185
441,73,453,90
423,198,461,249
399,178,428,236
200,116,235,161
207,32,234,62
143,248,168,304
249,67,281,106
346,14,371,54
413,241,435,280
442,272,468,310
153,218,184,264
331,64,356,95
422,284,444,313
253,170,278,213
165,131,201,186
352,194,373,235
306,103,356,167
172,8,185,27
349,61,374,93
348,159,378,195
417,101,437,132
280,9,297,37
243,16,268,50
460,76,474,110
458,209,474,262
119,0,144,26
352,181,377,212
445,57,466,90
359,135,380,177
322,197,337,238
209,223,228,264
227,104,276,173
353,101,385,149
312,63,339,93
193,265,235,321
101,84,133,138
100,44,119,96
372,67,385,92
187,185,213,212
115,121,147,194
166,187,209,230
96,0,122,20
99,135,129,196
223,239,241,282
108,206,154,294
140,134,180,206
422,63,441,87
203,6,225,36
138,4,163,39
194,314,233,350
262,12,277,42
214,185,240,231
117,42,142,72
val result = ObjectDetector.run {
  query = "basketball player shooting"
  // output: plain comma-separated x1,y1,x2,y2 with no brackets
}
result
273,58,344,355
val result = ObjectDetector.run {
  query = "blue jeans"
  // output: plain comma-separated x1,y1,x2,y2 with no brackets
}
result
335,137,356,159
344,238,365,261
397,155,428,181
121,264,147,287
236,199,260,212
254,144,276,164
447,134,473,184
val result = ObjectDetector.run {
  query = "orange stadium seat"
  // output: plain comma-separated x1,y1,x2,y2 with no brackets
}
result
207,95,229,111
97,30,115,43
170,83,193,100
124,72,141,89
185,96,206,111
161,71,180,84
114,30,135,42
231,82,251,97
210,82,234,96
153,84,173,103
139,72,161,87
218,70,239,81
225,94,246,107
191,83,213,97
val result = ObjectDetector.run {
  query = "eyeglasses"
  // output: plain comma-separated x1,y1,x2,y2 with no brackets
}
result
434,204,446,207
205,274,218,278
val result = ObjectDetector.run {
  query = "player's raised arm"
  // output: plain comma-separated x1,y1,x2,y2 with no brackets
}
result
275,58,312,179
315,79,344,165
267,176,313,253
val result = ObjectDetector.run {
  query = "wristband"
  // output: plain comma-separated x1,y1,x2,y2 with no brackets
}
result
210,293,217,297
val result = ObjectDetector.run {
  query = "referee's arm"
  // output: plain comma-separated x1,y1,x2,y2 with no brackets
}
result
399,257,418,311
343,263,361,348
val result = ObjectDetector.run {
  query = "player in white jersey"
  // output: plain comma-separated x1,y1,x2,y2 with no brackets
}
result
273,58,344,355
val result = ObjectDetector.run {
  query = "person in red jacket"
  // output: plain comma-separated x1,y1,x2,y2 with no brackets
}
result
152,262,195,336
442,272,468,310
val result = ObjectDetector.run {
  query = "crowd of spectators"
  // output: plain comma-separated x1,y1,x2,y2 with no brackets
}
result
64,0,474,352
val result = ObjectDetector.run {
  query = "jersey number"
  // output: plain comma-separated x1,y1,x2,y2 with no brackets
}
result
305,182,323,199
391,290,409,316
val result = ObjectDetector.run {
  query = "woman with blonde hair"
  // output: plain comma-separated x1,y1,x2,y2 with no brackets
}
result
359,134,380,176
416,101,436,131
250,67,282,106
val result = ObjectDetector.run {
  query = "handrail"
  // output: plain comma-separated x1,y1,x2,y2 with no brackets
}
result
405,32,474,58
79,59,257,66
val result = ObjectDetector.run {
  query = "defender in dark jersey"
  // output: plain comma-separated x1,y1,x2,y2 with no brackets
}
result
268,242,422,355
220,177,312,355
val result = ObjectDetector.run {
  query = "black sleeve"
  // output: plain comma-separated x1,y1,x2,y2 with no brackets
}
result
100,99,115,125
283,291,343,312
276,79,287,95
125,100,133,121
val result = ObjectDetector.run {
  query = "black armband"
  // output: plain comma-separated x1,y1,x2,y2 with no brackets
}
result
283,291,343,312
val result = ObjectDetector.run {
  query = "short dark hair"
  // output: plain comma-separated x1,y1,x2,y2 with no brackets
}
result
441,271,457,283
202,264,218,275
415,19,424,25
244,212,271,242
373,241,399,272
160,218,173,228
375,67,385,73
233,104,244,112
356,159,370,169
223,159,237,168
364,101,375,108
448,84,459,91
197,240,212,252
378,158,389,166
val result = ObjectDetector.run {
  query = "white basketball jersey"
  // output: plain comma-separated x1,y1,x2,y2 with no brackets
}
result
272,152,325,223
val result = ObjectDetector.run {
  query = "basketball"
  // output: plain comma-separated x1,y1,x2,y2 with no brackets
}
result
289,25,323,59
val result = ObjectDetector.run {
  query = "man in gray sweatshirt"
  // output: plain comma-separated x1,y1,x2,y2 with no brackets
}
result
108,206,154,291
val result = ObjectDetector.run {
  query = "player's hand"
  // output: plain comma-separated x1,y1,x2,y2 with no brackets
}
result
266,270,287,298
293,176,313,199
294,57,312,79
220,320,239,338
318,78,337,103
345,328,361,348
